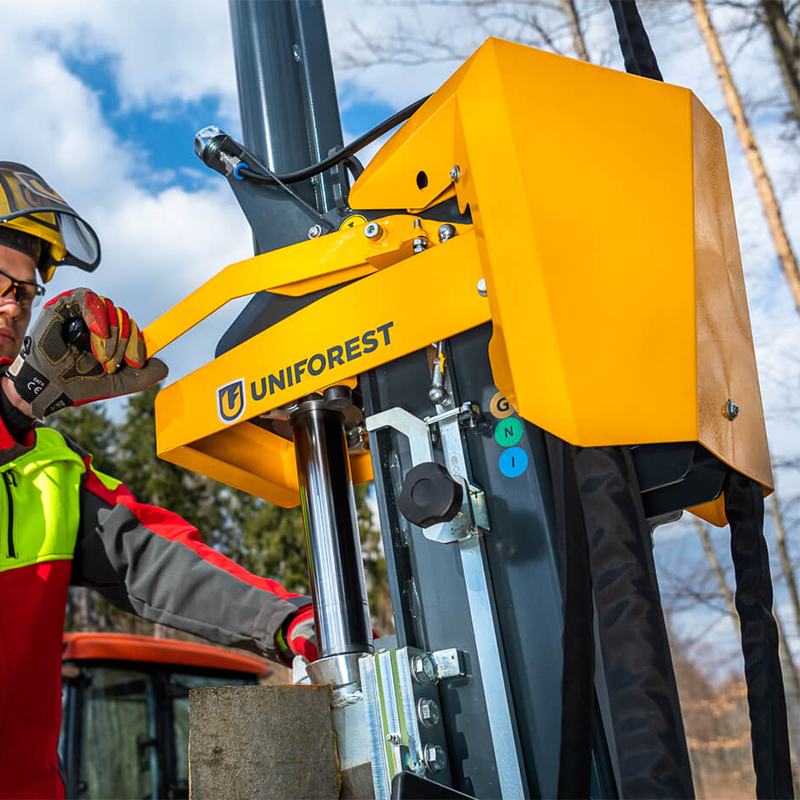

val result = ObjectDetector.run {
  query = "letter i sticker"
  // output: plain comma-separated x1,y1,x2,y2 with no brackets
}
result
499,447,528,478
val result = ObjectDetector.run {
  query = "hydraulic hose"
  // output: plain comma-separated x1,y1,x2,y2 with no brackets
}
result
237,94,430,186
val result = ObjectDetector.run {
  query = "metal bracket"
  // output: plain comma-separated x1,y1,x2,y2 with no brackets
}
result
359,647,458,800
431,648,465,680
365,406,489,544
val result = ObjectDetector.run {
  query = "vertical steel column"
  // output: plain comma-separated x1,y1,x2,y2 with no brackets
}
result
228,0,342,214
291,398,373,660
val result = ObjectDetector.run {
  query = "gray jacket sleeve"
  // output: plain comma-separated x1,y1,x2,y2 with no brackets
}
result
70,463,310,663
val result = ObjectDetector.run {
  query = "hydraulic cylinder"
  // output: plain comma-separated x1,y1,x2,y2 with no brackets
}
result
290,396,372,660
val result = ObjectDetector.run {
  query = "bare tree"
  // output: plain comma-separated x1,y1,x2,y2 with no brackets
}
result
340,0,600,70
695,518,800,792
757,0,800,127
690,1,800,131
772,490,800,633
692,0,800,314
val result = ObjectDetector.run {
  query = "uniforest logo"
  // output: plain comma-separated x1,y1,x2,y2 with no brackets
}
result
215,322,395,425
217,379,246,424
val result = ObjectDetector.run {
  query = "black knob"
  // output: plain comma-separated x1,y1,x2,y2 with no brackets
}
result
64,317,90,351
397,462,463,529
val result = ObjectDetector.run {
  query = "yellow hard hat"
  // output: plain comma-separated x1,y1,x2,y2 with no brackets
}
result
0,161,101,283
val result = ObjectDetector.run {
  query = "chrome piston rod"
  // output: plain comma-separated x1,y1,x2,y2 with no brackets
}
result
291,396,373,661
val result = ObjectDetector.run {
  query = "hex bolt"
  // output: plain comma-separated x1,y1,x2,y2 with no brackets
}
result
292,44,302,62
424,743,447,773
438,224,456,243
385,732,402,745
364,222,382,240
450,165,461,183
417,698,441,728
411,654,436,683
725,400,740,421
477,278,487,297
413,237,428,254
308,224,323,239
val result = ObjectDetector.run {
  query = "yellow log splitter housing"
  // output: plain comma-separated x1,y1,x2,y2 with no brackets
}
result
144,38,771,522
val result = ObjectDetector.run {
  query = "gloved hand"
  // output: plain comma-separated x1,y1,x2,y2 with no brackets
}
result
7,288,167,417
282,606,319,664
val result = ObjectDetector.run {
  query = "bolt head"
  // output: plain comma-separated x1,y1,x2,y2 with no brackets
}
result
413,237,428,253
477,278,487,297
364,222,381,239
450,165,461,183
411,654,436,683
418,698,441,727
308,224,322,239
725,400,740,421
424,743,447,773
385,732,402,745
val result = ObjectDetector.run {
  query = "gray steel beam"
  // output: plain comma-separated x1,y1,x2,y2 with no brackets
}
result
228,0,343,216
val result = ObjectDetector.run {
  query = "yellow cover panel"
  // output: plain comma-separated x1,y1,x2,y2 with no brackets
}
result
351,38,770,491
150,37,772,507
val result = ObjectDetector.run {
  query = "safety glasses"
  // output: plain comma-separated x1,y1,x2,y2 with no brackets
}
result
0,268,45,310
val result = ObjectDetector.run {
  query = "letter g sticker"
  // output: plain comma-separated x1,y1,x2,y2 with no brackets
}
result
217,378,246,424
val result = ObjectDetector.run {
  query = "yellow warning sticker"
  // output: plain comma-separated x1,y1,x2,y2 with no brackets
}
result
489,391,515,420
339,214,368,231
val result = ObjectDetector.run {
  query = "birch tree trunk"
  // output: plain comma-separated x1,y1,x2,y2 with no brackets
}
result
691,0,800,315
559,0,591,62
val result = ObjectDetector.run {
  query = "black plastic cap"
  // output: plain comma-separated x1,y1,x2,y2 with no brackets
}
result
397,462,463,529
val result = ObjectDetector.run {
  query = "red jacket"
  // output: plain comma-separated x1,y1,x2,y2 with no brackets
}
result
0,411,309,799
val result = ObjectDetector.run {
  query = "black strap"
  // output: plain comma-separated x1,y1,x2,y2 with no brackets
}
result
545,436,595,800
609,0,664,81
547,440,694,798
725,470,794,799
575,446,693,798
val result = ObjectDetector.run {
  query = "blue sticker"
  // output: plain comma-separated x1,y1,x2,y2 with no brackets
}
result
498,447,528,478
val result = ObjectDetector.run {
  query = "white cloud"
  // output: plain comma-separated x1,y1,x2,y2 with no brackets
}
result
0,0,239,118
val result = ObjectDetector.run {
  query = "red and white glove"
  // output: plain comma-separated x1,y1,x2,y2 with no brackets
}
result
8,288,167,417
282,607,319,664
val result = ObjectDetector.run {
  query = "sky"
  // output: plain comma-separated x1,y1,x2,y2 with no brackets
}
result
0,0,798,669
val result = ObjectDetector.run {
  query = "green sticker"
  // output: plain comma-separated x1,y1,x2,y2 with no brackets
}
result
494,417,523,447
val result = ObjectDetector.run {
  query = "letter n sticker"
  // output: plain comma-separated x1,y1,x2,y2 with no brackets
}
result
217,378,246,424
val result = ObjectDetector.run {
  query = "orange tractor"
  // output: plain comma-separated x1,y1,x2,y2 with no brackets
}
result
59,633,270,799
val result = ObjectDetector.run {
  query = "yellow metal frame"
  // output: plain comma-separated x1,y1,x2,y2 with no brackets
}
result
145,37,772,522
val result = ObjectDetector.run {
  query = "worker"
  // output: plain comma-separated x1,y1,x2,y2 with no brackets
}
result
0,162,318,799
